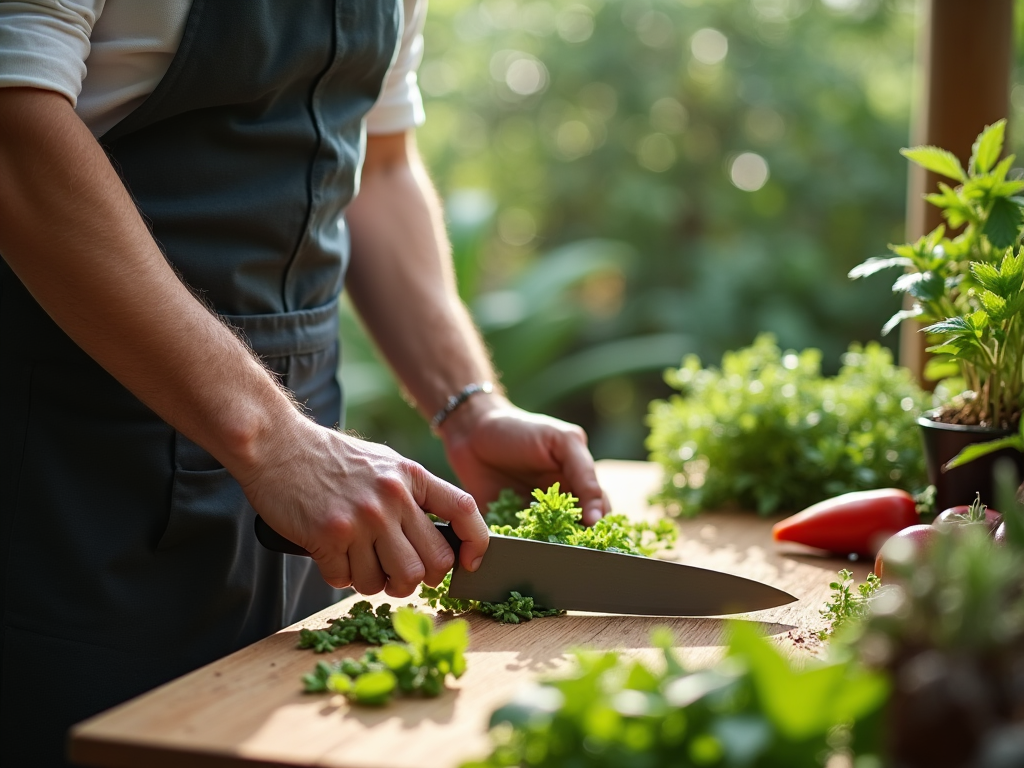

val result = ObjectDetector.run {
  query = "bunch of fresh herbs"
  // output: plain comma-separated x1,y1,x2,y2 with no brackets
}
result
297,600,398,653
421,484,676,622
646,334,929,516
463,622,887,768
302,607,468,706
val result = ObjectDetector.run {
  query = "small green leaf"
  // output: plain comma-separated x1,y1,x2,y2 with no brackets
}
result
971,119,1006,174
944,436,1024,470
427,620,470,657
881,306,923,336
378,643,413,671
848,255,912,279
901,146,966,181
351,670,398,705
392,607,434,647
983,196,1024,250
326,672,353,694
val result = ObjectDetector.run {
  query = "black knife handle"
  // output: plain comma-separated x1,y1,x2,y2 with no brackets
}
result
253,515,462,561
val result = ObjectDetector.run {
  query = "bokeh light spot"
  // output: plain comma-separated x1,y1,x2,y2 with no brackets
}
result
730,152,770,191
556,4,595,43
638,134,677,173
556,120,594,160
690,28,728,65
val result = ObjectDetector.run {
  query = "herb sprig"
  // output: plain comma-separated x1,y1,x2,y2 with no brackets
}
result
302,608,468,706
818,568,881,640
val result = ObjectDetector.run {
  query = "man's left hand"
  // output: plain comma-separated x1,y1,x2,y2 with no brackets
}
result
439,394,610,525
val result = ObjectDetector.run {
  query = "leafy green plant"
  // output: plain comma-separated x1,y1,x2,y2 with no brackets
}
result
483,489,526,528
851,120,1024,429
463,622,887,768
297,601,399,653
818,569,881,641
646,334,929,516
302,607,468,706
421,484,677,621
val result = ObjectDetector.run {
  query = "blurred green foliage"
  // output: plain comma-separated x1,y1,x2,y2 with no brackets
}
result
340,0,932,476
646,334,929,516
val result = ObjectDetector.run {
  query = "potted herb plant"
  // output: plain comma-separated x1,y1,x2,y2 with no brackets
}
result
850,120,1024,508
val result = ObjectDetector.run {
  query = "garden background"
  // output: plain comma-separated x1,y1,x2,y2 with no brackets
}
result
338,0,1024,479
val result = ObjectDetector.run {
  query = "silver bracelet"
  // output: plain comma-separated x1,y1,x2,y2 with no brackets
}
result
431,381,494,429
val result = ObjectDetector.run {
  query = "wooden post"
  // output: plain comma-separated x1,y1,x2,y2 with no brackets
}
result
900,0,1014,380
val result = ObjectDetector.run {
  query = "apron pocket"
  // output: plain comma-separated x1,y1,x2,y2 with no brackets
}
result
158,431,250,554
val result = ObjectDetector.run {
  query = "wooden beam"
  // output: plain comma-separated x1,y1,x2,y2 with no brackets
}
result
900,0,1014,381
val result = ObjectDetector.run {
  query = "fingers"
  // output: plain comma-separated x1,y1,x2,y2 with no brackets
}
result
409,464,489,571
551,427,608,526
348,532,388,595
402,511,456,587
374,534,427,598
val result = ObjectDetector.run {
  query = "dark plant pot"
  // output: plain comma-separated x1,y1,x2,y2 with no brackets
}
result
918,414,1024,511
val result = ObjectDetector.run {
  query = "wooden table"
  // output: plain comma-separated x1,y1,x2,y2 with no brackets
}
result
70,460,870,768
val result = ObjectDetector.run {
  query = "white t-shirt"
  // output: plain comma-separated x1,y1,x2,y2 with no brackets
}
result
0,0,427,137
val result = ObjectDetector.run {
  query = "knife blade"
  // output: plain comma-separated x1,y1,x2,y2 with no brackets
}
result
254,515,797,616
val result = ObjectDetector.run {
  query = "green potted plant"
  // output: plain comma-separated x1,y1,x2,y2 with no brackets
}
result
850,120,1024,508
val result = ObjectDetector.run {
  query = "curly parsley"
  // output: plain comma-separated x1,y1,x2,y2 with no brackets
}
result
421,483,677,623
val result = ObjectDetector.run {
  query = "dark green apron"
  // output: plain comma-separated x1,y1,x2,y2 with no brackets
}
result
0,1,400,763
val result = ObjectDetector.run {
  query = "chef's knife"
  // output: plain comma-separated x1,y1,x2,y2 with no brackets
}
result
254,516,796,616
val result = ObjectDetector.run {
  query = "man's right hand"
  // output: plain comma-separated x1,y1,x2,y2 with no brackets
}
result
0,87,485,602
234,414,489,598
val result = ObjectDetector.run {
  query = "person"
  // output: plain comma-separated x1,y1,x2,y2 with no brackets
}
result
0,1,610,763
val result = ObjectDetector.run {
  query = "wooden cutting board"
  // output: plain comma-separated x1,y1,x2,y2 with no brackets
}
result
69,460,869,768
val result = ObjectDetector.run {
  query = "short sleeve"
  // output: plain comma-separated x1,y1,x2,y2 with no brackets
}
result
0,1,104,105
365,0,426,135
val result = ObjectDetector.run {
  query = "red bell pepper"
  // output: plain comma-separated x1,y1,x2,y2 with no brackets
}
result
771,488,918,557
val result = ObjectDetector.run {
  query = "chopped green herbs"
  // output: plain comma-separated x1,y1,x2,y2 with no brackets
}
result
818,568,881,641
421,484,677,622
482,488,526,528
302,607,468,706
297,600,398,653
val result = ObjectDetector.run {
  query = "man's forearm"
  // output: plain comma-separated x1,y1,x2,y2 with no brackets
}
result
0,87,297,477
345,132,502,421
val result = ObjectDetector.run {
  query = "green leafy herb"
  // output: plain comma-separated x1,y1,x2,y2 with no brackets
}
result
646,334,929,516
297,600,398,653
853,120,1024,429
421,484,676,621
464,622,887,768
302,607,468,705
818,568,881,641
483,488,525,528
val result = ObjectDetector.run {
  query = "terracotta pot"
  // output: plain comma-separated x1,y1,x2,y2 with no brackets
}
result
918,414,1023,510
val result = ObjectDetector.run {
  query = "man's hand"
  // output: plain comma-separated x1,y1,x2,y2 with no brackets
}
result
234,414,489,598
439,394,610,526
0,89,483,600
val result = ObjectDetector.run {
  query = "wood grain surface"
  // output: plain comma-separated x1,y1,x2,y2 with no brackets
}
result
69,460,871,768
